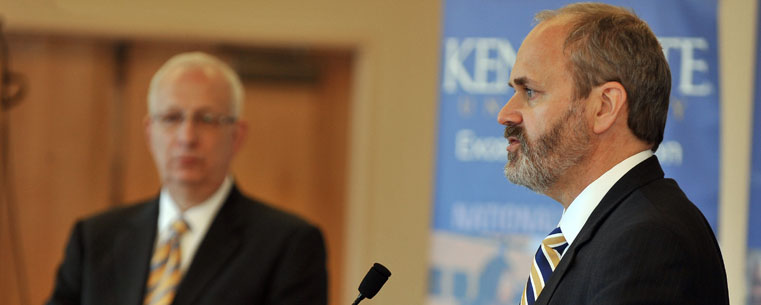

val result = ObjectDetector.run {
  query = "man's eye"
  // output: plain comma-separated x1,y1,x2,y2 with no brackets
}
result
162,113,184,124
525,88,535,99
198,113,216,124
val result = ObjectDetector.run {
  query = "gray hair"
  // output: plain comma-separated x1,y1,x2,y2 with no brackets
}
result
147,52,245,117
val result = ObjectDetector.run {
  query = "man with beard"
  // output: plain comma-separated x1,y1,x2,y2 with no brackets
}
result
499,3,729,305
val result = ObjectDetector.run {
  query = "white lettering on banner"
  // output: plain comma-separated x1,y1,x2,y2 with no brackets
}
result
659,37,713,97
451,201,557,234
442,36,714,98
455,129,507,162
443,38,516,94
655,140,684,166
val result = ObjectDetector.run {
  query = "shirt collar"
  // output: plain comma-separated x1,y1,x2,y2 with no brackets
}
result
157,176,233,240
559,150,653,245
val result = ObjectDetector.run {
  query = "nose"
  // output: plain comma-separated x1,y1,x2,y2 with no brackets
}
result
176,117,199,145
498,94,523,126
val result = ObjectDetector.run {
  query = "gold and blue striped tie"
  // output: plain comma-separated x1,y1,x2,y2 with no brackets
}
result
520,227,568,305
144,219,189,305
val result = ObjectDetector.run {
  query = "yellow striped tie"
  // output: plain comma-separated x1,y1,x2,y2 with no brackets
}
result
520,227,568,305
144,219,189,305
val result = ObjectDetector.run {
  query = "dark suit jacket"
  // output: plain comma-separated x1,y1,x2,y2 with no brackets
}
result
535,156,729,305
47,185,328,305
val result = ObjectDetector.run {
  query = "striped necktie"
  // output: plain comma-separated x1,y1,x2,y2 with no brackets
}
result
144,219,189,305
520,227,568,305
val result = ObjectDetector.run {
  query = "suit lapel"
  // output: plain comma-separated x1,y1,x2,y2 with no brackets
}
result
535,156,665,305
172,186,245,305
113,200,159,305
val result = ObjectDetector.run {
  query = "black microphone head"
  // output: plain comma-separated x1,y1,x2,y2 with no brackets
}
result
358,263,391,299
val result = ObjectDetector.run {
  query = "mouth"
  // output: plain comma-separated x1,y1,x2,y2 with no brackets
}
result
506,136,521,153
504,125,524,155
173,156,202,167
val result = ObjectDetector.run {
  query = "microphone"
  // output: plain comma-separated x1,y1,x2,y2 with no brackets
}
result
351,263,391,305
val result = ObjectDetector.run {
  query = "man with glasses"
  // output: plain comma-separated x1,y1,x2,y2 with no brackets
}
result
47,52,328,305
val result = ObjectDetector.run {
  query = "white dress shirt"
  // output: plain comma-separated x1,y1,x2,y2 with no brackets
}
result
155,176,233,273
559,150,654,246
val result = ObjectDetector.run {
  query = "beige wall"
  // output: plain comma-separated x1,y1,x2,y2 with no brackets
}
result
719,0,757,303
0,0,756,304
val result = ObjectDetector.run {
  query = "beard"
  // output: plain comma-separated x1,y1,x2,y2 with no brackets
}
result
503,102,591,193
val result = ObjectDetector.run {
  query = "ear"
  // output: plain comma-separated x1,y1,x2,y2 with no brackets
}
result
232,121,248,155
590,81,627,134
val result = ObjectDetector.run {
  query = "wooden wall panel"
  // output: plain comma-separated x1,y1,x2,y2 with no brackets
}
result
229,51,351,305
0,203,23,305
0,35,117,305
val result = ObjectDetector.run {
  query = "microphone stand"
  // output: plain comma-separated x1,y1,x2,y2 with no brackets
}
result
351,293,366,305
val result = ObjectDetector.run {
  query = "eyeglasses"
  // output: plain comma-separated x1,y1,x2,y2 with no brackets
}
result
151,111,237,130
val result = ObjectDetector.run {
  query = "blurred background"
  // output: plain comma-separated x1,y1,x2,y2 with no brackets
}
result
0,0,756,305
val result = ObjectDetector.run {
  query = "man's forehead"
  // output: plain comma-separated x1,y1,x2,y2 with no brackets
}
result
154,66,233,110
523,18,571,55
509,18,572,86
159,65,229,91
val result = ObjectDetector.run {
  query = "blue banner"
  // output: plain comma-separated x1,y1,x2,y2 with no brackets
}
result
429,1,720,304
745,1,761,303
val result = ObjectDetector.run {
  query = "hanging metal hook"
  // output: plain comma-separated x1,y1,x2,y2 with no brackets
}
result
0,19,27,111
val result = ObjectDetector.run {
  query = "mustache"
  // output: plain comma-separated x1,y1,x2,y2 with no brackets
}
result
504,125,524,139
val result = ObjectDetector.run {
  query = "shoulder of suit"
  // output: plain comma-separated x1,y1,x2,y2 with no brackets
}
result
230,192,318,231
77,199,156,228
607,178,712,237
